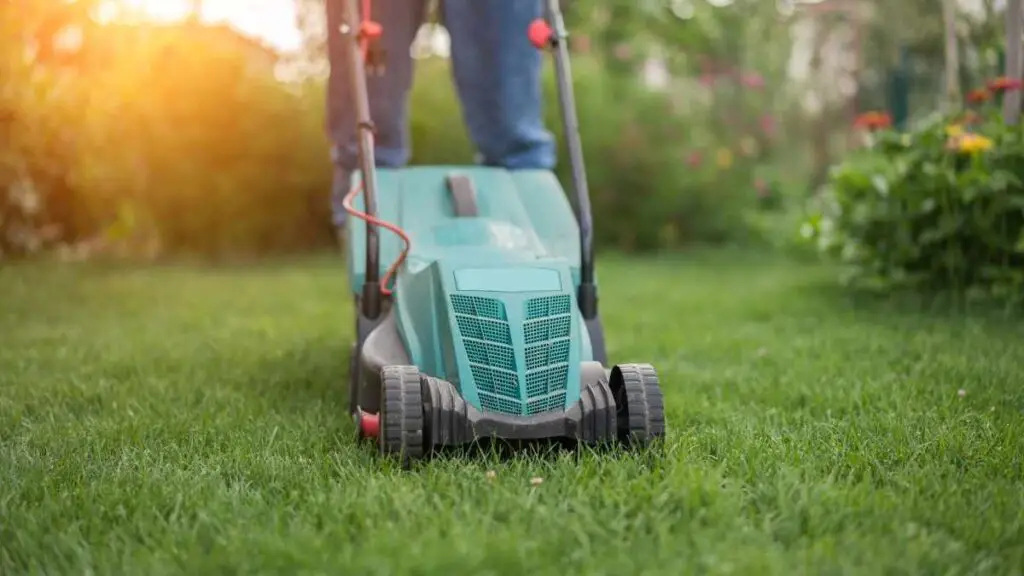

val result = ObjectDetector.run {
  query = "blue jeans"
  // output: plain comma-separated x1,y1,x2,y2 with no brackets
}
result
325,0,556,227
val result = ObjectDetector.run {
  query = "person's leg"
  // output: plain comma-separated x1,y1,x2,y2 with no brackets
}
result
441,0,556,170
325,0,427,230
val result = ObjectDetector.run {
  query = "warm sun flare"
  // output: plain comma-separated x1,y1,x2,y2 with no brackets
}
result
96,0,303,51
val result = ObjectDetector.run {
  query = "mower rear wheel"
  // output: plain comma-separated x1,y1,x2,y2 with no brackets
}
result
610,363,666,447
378,365,427,464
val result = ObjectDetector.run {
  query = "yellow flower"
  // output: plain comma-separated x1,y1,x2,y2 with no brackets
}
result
956,133,993,154
945,124,964,138
716,148,733,168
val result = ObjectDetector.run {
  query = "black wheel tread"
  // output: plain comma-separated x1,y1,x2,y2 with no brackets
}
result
612,363,666,446
580,377,617,444
379,365,425,462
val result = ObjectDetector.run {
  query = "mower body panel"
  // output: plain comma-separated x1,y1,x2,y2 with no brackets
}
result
346,166,584,291
346,166,595,415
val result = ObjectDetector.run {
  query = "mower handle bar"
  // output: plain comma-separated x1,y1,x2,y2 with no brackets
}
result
343,0,598,321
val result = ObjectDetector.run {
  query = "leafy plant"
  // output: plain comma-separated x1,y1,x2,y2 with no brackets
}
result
410,56,766,251
4,1,792,260
804,84,1024,307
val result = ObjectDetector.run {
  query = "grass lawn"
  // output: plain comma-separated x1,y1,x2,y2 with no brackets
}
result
1,250,1022,575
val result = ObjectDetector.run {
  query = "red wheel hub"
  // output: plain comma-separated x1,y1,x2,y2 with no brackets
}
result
356,409,380,438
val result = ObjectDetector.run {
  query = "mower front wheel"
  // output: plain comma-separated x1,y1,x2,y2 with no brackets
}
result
610,363,666,447
378,365,428,465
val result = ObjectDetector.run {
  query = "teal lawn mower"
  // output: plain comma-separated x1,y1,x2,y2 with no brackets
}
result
339,0,666,463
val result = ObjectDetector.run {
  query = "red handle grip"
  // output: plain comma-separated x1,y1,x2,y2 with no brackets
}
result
528,18,553,49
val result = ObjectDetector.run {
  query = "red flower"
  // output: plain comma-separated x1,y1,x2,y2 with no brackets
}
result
686,151,702,167
759,114,776,136
853,111,892,130
986,76,1023,93
966,88,991,103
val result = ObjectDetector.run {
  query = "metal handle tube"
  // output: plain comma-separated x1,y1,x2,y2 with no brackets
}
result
340,0,382,319
546,0,597,316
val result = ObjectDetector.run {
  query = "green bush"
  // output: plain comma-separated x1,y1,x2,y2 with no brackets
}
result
3,22,336,260
4,20,773,260
410,56,765,250
804,103,1024,305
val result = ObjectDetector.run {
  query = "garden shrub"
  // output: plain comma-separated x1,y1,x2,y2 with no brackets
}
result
4,19,772,259
804,82,1024,305
408,56,762,251
2,21,338,260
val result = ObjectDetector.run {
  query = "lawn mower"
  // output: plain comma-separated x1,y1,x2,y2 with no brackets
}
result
339,0,666,463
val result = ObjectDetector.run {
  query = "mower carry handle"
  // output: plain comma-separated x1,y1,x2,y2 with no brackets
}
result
342,0,598,322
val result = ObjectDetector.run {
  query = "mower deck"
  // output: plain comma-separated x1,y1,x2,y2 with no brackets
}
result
354,360,664,462
357,363,618,446
349,301,665,462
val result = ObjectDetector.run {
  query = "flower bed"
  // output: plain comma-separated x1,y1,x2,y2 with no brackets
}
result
803,77,1024,306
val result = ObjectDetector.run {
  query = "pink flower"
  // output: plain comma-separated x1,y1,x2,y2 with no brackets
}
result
686,151,702,167
759,114,776,136
987,76,1024,93
741,73,765,89
699,74,715,87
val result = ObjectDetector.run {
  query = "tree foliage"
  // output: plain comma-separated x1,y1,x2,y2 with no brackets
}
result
13,0,1006,260
2,0,814,259
2,0,335,258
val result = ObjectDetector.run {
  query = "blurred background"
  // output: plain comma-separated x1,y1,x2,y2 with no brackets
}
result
1,0,1020,263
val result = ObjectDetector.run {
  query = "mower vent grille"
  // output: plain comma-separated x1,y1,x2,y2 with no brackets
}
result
523,295,572,415
450,294,522,415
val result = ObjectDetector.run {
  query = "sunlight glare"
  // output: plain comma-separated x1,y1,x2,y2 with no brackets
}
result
96,0,302,52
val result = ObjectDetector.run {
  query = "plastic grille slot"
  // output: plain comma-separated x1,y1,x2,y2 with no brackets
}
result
523,315,571,345
468,364,520,398
527,394,566,415
477,392,521,415
526,295,572,319
450,294,521,415
525,365,570,398
525,339,570,372
522,295,572,415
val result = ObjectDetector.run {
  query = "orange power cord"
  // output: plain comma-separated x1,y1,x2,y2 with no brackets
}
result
341,0,411,297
